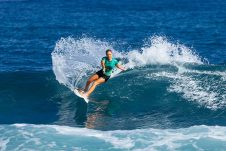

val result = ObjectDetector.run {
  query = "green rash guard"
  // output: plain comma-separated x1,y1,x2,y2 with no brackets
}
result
102,57,119,76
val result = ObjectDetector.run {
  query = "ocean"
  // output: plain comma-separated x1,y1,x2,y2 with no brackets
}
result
0,0,226,150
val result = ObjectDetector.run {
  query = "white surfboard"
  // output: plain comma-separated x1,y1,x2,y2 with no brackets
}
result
73,88,89,103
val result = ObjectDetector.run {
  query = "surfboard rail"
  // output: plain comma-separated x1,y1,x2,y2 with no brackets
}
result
73,88,89,103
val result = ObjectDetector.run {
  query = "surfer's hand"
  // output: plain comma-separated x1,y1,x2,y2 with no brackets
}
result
122,67,127,71
116,64,126,71
103,67,106,73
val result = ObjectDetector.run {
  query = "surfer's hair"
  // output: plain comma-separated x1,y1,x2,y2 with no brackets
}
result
106,49,112,54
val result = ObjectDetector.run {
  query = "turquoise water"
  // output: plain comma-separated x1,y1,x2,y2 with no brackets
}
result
1,124,226,151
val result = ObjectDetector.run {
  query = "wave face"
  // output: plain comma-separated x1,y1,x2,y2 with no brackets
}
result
1,124,226,151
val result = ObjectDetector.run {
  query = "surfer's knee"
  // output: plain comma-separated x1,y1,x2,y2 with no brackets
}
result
93,81,100,86
87,79,93,83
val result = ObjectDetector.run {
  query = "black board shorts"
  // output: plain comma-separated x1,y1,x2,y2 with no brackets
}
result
96,69,110,82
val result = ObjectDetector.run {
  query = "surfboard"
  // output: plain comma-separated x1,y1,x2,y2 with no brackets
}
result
73,88,89,103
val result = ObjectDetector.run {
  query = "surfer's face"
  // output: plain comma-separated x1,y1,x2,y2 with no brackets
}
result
106,51,112,60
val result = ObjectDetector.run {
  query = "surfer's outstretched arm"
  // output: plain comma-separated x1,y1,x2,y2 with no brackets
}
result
116,64,126,71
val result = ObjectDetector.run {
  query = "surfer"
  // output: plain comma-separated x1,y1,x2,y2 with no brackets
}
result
76,49,126,98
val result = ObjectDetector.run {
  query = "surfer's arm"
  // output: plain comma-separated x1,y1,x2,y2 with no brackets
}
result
101,60,106,72
116,64,126,71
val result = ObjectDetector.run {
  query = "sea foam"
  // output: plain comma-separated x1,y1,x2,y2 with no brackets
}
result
1,124,226,151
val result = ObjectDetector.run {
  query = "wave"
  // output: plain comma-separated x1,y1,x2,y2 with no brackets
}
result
51,36,226,111
1,123,226,151
0,35,225,131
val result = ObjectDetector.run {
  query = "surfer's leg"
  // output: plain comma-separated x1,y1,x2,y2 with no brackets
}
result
85,77,105,97
84,74,99,92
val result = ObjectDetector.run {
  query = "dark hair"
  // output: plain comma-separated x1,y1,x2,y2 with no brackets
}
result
106,49,112,54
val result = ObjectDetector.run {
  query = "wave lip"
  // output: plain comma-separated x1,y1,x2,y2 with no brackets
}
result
126,36,203,68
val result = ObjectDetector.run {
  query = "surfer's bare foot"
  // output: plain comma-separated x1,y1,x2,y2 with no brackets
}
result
73,89,84,95
77,88,83,92
79,90,85,93
77,90,88,98
82,92,89,98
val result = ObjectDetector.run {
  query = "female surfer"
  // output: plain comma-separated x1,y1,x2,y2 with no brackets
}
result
75,49,126,98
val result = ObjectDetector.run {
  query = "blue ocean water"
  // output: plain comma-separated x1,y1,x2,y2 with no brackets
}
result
0,0,226,150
